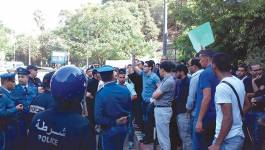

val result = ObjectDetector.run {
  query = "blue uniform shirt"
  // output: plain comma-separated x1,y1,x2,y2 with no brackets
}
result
29,77,42,88
95,82,132,127
11,84,37,113
0,87,18,121
28,108,95,150
194,65,219,122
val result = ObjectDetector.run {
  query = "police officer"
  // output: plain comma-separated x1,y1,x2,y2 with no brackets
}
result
27,65,95,150
0,73,23,150
27,65,42,88
11,67,38,150
95,65,132,150
29,71,55,119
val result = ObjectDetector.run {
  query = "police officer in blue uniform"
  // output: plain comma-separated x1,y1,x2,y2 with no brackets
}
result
95,65,132,150
27,65,42,88
27,65,95,150
0,73,24,150
29,71,55,119
11,67,38,150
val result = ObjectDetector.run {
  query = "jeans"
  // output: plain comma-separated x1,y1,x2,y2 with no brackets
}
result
176,113,192,150
246,112,265,150
100,125,127,150
154,107,172,150
142,101,155,140
213,135,244,150
192,118,216,150
128,113,134,142
0,130,4,150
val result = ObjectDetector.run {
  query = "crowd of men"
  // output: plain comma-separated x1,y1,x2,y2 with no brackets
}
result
85,49,265,150
0,49,265,150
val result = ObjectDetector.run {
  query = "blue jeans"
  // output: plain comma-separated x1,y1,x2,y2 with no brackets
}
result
192,118,215,150
213,135,244,150
176,113,192,150
128,113,134,142
100,125,127,150
0,131,4,150
142,101,154,140
246,112,265,150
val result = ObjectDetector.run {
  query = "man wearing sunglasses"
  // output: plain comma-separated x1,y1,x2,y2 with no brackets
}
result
0,73,24,150
11,67,38,150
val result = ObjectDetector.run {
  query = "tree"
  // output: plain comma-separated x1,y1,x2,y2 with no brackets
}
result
13,35,39,65
171,0,265,63
56,1,159,65
0,22,12,58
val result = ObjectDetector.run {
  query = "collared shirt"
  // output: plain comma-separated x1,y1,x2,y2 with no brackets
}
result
117,81,137,98
194,65,219,121
241,75,248,82
11,83,38,113
186,69,204,116
1,87,10,94
155,74,175,107
141,71,160,102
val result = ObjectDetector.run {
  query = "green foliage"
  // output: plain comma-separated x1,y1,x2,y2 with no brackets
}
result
56,1,159,65
0,22,12,54
171,0,265,64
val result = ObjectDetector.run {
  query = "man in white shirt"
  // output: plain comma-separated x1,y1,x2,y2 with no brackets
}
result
209,53,248,150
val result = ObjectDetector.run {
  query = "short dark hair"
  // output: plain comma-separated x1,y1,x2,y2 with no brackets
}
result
249,63,261,71
145,60,154,69
176,64,188,75
171,63,177,72
159,61,173,73
100,71,113,82
191,58,202,69
42,71,55,89
92,69,98,75
149,60,155,67
212,53,231,72
118,68,126,75
238,64,248,71
200,49,215,58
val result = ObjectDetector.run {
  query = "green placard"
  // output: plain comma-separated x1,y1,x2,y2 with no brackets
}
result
188,22,215,52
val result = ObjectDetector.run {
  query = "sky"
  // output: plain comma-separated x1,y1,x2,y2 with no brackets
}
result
0,0,102,35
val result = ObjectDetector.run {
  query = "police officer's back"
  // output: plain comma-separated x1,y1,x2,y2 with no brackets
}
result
95,66,132,150
27,66,95,150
